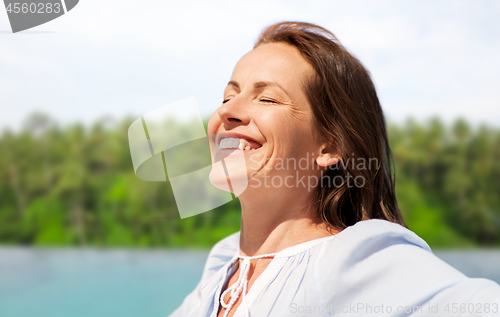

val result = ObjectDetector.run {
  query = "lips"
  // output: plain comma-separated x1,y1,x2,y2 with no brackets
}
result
214,133,263,158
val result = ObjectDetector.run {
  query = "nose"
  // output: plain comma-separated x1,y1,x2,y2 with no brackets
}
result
217,97,251,129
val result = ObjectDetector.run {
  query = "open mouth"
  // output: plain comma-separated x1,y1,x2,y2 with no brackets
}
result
214,134,263,157
219,137,262,151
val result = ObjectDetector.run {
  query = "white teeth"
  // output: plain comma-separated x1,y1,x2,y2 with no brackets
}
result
219,138,240,149
219,137,259,150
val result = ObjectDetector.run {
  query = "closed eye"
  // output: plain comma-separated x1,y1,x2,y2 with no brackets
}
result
260,99,277,104
222,98,278,104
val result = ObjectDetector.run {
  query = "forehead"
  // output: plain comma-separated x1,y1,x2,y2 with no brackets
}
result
229,42,315,99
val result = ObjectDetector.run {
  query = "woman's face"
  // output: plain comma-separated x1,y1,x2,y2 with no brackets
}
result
208,42,323,195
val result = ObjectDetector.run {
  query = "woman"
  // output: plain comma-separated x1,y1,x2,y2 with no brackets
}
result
170,21,500,317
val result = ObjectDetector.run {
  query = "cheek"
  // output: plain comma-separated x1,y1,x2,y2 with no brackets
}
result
259,109,316,158
261,109,314,141
258,108,294,137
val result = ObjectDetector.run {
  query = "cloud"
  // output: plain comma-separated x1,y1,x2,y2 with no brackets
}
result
1,0,499,131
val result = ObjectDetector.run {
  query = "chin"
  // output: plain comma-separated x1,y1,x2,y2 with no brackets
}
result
209,158,250,197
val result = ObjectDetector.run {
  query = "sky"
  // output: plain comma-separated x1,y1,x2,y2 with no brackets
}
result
1,0,499,132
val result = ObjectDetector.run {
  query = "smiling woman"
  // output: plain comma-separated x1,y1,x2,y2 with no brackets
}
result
170,21,500,317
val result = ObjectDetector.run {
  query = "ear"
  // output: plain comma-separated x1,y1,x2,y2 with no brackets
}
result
316,144,340,167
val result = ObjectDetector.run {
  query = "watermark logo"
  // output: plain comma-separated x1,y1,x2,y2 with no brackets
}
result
128,97,377,218
3,0,79,33
128,97,248,219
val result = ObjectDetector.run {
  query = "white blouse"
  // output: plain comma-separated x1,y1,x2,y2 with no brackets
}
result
169,219,500,316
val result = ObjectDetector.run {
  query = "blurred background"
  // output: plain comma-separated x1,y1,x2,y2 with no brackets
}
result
1,0,499,316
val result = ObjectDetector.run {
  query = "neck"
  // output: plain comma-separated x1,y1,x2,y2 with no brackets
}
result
237,186,337,256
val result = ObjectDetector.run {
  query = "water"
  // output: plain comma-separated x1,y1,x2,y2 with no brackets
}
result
0,248,208,317
0,248,498,317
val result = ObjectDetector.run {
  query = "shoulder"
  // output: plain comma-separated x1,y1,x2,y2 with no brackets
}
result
315,218,448,273
200,231,239,283
168,233,239,317
311,219,437,277
209,231,240,258
314,219,472,305
330,218,432,254
313,219,500,311
311,218,432,266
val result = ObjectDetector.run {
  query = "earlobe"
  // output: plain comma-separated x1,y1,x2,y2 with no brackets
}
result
316,154,340,167
316,145,340,167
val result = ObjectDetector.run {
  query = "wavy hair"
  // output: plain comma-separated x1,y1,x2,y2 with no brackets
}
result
254,21,405,229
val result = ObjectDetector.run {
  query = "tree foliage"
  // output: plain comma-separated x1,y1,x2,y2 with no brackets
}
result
0,114,499,248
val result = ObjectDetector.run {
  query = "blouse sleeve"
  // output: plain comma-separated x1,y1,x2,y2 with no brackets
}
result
168,279,203,317
315,220,500,316
168,232,240,317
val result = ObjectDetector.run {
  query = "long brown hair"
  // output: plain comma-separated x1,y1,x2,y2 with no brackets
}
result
254,21,405,229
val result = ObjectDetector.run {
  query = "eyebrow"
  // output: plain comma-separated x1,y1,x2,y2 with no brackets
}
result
227,80,291,97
